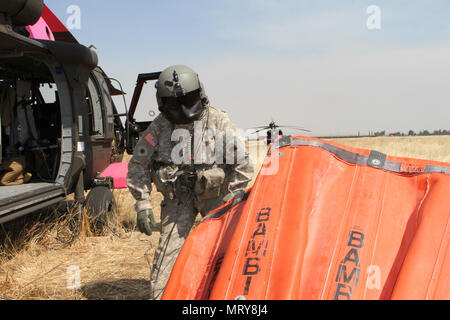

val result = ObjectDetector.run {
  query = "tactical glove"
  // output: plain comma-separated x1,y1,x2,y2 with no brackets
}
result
136,208,157,236
231,190,245,207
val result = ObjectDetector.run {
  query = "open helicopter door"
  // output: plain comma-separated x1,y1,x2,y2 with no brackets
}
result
126,72,161,155
0,18,68,224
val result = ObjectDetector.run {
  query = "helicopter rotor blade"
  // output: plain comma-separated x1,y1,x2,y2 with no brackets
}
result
250,125,284,130
289,128,312,133
276,125,304,129
251,128,270,134
249,123,312,134
274,125,311,133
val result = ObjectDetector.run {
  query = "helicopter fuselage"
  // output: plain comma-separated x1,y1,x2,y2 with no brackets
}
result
0,1,125,224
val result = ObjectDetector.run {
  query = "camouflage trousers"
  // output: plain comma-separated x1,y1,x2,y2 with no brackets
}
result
150,194,226,300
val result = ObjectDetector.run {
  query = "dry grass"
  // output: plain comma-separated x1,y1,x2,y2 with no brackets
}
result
0,151,166,300
326,135,450,163
0,136,448,300
0,201,159,300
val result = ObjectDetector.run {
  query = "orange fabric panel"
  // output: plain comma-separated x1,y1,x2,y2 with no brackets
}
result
162,200,247,300
391,175,450,300
162,137,450,300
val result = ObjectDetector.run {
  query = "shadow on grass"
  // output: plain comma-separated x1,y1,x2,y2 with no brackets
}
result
81,278,151,300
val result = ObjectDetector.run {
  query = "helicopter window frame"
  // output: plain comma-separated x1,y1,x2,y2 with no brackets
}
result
92,70,115,138
86,74,105,137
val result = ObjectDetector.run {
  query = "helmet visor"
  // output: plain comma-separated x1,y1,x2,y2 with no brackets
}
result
162,90,201,109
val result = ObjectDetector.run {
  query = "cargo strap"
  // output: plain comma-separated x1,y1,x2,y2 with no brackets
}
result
273,136,450,175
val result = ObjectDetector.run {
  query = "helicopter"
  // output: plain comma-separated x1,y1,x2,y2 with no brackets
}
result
251,120,311,144
0,0,130,230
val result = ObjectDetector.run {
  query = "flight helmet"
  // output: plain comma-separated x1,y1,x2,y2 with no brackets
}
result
155,65,209,124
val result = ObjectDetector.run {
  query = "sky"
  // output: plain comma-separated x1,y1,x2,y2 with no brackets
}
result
44,0,450,136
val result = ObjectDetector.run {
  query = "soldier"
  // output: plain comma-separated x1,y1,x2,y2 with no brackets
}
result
126,65,254,300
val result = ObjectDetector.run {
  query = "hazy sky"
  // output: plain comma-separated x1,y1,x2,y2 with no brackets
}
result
44,0,450,136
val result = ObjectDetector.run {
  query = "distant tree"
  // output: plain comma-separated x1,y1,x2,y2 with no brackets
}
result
433,129,450,136
408,130,416,136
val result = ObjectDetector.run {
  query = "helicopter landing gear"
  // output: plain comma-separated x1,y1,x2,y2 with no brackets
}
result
84,186,118,235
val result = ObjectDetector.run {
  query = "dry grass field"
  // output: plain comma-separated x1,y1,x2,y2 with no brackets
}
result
0,135,448,300
326,135,450,164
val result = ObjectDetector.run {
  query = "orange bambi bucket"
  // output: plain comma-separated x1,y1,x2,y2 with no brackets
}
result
163,136,450,300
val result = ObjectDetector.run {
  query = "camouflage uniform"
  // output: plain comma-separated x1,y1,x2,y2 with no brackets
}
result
127,106,254,300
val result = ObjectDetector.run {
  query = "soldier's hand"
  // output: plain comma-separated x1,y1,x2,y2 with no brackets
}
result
231,190,245,207
136,209,157,236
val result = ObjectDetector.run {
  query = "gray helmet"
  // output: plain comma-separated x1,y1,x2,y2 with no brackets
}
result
155,65,209,124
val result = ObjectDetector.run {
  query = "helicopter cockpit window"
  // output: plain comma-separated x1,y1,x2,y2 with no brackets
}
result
86,75,104,137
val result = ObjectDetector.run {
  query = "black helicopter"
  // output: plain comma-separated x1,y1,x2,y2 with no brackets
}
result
252,120,311,144
0,0,134,229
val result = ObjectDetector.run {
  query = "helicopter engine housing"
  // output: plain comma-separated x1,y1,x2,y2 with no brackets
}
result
0,0,43,27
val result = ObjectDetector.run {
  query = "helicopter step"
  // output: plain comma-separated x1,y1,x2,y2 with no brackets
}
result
0,182,65,224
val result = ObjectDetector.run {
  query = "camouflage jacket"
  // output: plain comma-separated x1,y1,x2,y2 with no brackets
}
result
127,106,254,213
